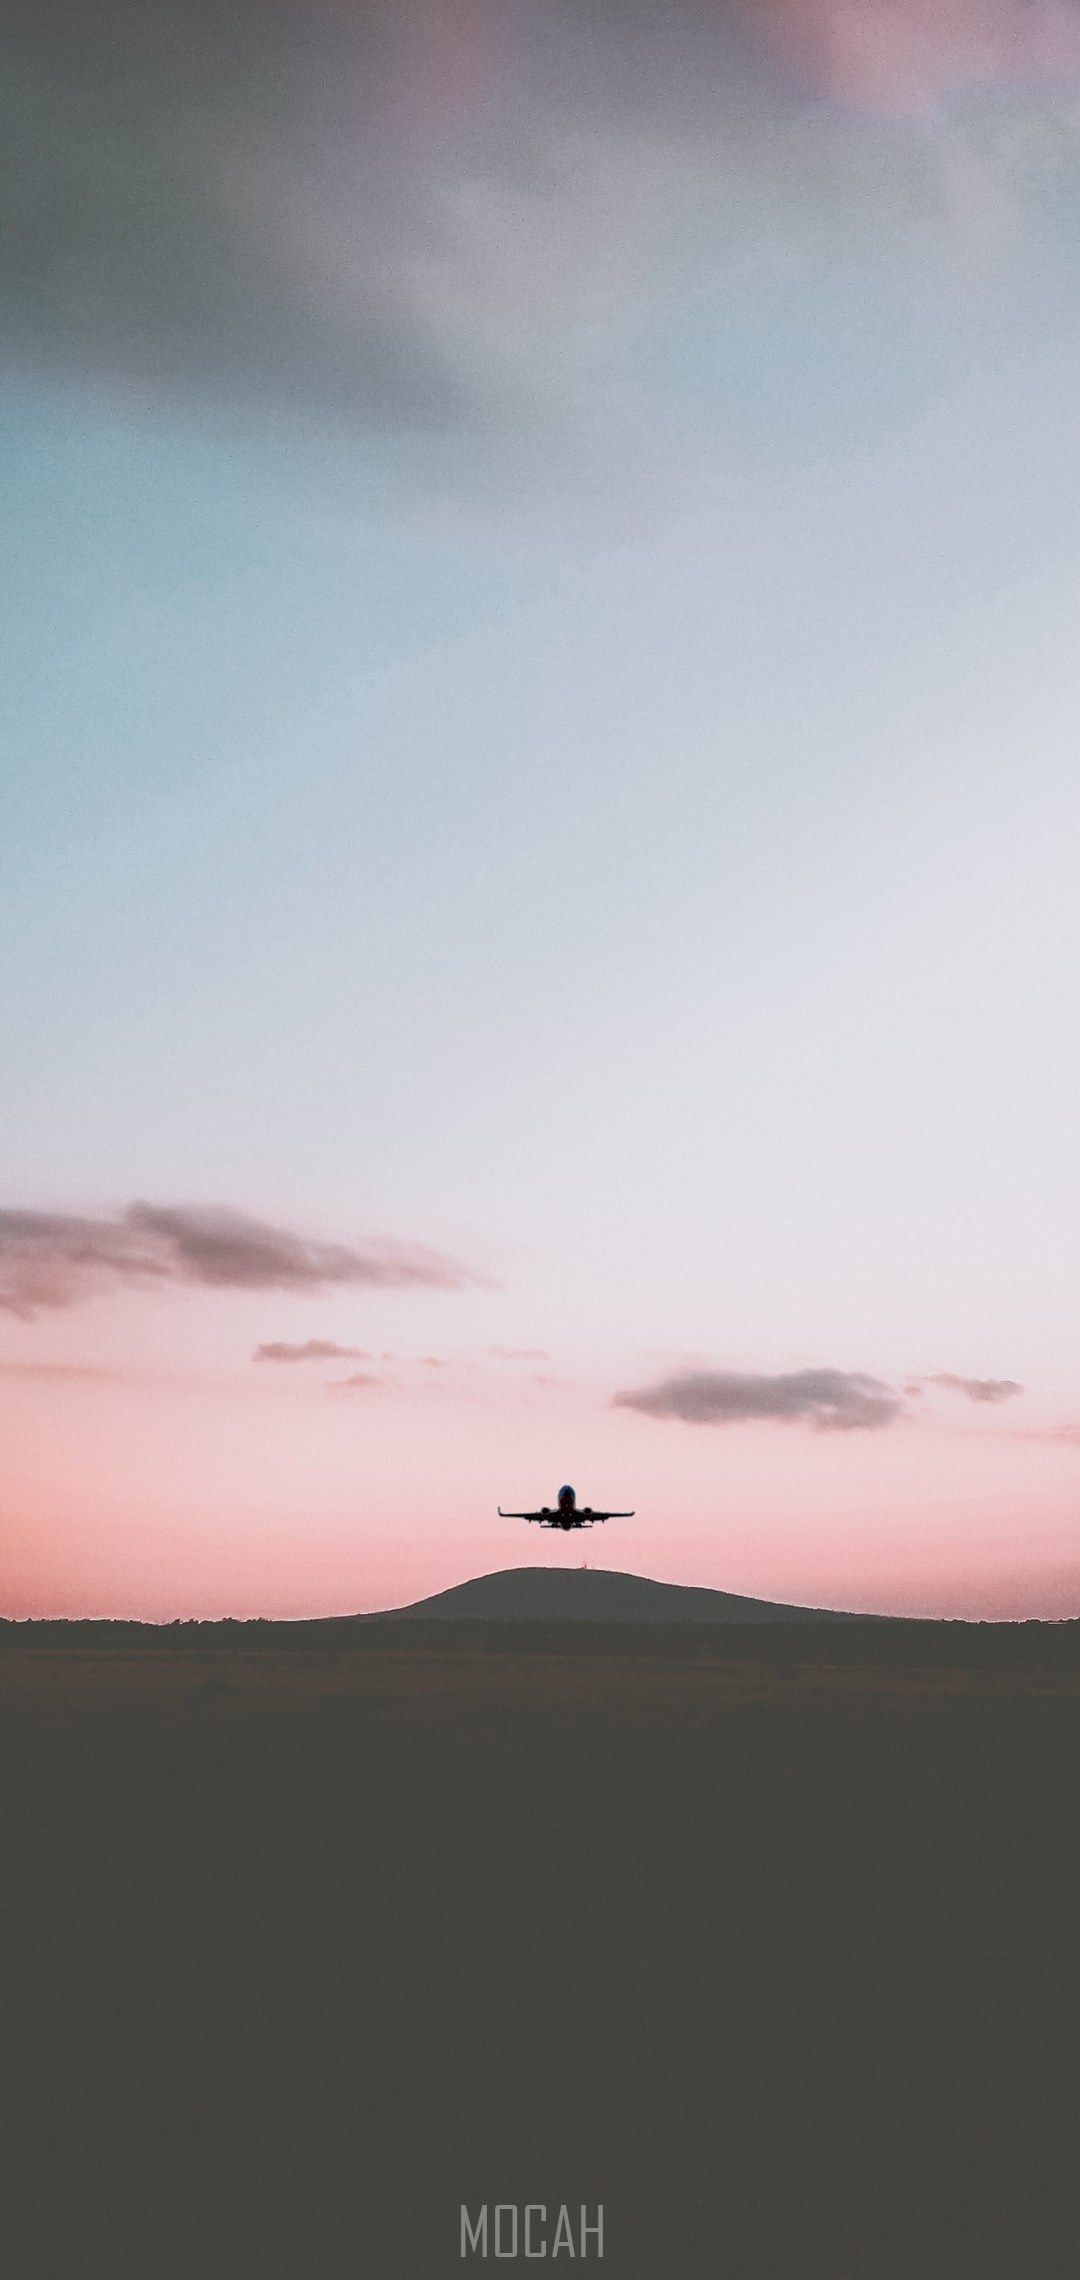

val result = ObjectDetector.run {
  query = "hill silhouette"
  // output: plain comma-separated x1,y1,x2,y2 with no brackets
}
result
375,1565,854,1623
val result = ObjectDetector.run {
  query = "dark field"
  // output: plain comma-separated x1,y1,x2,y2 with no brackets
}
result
3,1633,1080,2279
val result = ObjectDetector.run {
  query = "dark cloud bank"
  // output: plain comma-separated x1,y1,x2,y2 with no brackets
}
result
0,1204,484,1317
16,0,1076,500
2,0,469,435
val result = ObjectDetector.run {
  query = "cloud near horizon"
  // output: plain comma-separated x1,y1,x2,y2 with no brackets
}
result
923,1372,1024,1402
1000,1422,1080,1445
0,1204,487,1317
614,1366,904,1431
253,1340,374,1365
0,1360,123,1383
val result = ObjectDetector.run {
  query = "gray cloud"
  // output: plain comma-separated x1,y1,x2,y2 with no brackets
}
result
0,1203,486,1316
329,1373,382,1393
614,1366,903,1431
253,1340,373,1364
924,1372,1024,1403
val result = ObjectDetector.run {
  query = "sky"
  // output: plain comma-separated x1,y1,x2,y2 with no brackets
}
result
4,0,1080,1620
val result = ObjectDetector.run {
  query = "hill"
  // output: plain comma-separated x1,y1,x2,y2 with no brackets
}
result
374,1565,856,1623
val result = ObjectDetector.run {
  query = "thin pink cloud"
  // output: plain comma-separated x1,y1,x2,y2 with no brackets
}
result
1000,1423,1080,1445
0,1361,123,1383
739,0,1080,110
254,1340,373,1364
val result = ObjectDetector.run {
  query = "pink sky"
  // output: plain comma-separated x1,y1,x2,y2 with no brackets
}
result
2,1258,1078,1620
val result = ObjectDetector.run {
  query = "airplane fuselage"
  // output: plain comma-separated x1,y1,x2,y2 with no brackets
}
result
535,1477,587,1532
547,1484,587,1528
527,1485,587,1530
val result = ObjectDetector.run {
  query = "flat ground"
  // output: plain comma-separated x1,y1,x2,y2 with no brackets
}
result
2,1638,1080,2279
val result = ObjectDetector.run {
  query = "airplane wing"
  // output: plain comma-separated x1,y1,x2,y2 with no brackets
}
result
497,1506,634,1525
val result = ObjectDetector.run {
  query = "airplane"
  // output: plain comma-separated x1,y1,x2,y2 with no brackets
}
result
498,1483,635,1532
